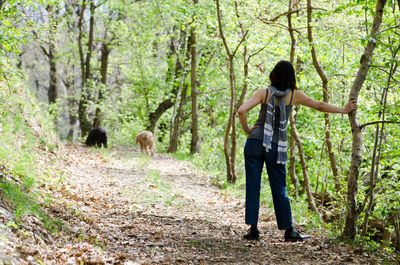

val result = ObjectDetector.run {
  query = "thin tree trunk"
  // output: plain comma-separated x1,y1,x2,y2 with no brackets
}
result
361,44,399,236
307,0,341,192
168,31,190,153
39,4,59,106
85,2,95,82
93,42,111,129
287,0,299,199
343,0,387,239
290,114,320,216
61,2,77,140
169,81,188,153
217,0,248,183
48,49,58,105
77,0,94,137
224,55,237,183
216,0,234,183
61,63,78,140
190,0,199,154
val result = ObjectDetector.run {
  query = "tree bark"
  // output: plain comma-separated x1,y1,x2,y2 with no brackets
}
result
217,0,247,183
361,43,399,236
190,0,199,154
93,42,111,129
168,31,190,153
38,4,59,106
146,97,176,133
287,0,299,199
216,0,235,183
343,0,387,239
168,81,188,153
288,5,316,205
224,54,237,183
77,0,93,137
48,50,58,105
290,113,320,216
307,0,341,192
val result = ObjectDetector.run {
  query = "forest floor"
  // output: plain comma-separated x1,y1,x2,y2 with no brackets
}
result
0,143,397,264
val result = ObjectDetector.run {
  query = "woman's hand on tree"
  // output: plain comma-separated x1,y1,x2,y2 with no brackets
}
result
343,101,358,114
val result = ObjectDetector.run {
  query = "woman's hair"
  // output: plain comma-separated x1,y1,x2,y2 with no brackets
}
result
269,60,297,91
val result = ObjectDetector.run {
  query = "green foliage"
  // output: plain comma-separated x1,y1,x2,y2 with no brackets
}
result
0,80,59,232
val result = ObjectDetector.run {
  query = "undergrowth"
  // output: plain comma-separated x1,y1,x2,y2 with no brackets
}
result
0,82,60,233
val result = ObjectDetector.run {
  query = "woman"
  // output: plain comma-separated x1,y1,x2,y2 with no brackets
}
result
237,60,357,242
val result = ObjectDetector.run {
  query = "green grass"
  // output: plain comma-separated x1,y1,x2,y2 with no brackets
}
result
170,152,191,161
0,84,61,233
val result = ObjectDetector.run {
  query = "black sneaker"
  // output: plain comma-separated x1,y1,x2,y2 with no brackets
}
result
284,228,310,242
243,228,260,241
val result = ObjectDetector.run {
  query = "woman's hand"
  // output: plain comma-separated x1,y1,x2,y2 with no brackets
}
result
343,101,358,114
245,125,259,134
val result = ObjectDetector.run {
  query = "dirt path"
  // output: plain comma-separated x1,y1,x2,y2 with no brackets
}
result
0,143,394,264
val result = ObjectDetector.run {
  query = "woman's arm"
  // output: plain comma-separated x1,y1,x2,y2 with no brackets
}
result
237,89,265,134
292,90,357,114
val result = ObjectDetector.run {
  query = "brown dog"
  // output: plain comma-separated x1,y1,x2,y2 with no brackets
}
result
135,131,154,156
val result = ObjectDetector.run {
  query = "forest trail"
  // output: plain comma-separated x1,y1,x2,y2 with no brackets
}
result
0,143,391,264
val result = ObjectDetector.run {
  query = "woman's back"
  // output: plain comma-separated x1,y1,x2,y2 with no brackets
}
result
248,88,293,142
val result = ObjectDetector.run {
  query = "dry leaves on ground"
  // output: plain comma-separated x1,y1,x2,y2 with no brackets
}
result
0,143,397,264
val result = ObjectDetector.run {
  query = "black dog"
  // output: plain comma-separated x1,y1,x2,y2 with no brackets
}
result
85,128,107,148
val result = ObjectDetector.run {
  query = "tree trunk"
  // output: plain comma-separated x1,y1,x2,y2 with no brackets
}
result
169,81,188,153
168,31,190,153
61,64,78,140
288,112,299,199
223,55,237,183
77,0,95,137
234,0,250,110
42,4,59,106
290,115,321,216
48,49,58,105
216,0,234,183
343,0,387,239
307,0,341,192
217,0,247,183
146,97,176,133
361,44,399,236
287,0,299,199
93,42,111,129
190,0,199,154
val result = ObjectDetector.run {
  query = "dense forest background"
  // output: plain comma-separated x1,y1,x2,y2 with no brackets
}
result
1,0,399,254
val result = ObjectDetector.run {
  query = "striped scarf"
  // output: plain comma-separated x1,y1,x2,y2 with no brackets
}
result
263,86,290,164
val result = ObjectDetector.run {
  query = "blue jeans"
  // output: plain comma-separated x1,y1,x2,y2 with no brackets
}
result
244,138,293,230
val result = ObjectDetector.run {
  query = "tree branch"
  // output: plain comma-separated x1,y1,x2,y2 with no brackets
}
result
360,120,400,129
232,30,248,57
263,7,327,23
216,0,232,57
269,8,302,22
380,24,400,34
258,18,302,35
39,45,50,57
198,49,216,83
